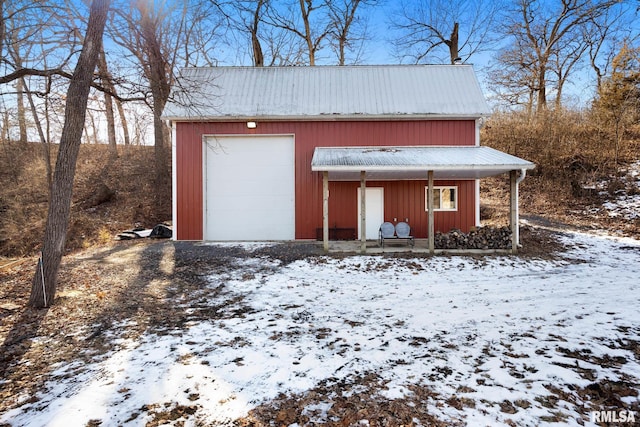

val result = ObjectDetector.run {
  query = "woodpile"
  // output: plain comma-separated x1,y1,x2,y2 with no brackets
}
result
435,226,512,250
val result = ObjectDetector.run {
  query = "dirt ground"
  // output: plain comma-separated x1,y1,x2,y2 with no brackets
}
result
4,224,634,426
0,238,336,425
2,160,638,425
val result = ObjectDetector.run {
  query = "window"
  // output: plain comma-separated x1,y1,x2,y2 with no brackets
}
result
425,186,458,211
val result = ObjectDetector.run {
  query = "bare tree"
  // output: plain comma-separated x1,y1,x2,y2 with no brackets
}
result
549,35,589,109
29,0,111,308
212,0,267,66
249,0,267,66
583,4,637,93
9,51,28,143
391,0,502,64
1,0,130,158
0,0,4,57
1,0,82,193
267,0,332,65
2,1,66,144
110,0,181,209
592,42,640,165
97,48,118,159
96,48,132,147
215,0,310,66
498,0,620,113
487,41,540,113
115,96,131,146
132,0,172,197
109,0,220,214
15,68,27,143
23,75,54,186
327,0,380,65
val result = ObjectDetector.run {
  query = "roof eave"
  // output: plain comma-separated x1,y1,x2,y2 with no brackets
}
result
311,164,536,173
162,113,492,122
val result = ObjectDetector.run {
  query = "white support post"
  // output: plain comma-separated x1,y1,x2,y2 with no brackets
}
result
171,121,177,240
510,170,518,254
428,170,435,254
360,171,366,253
322,171,329,252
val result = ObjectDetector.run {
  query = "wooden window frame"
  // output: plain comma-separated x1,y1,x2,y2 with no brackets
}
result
425,186,458,211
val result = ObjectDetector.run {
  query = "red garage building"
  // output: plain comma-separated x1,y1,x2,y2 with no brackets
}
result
164,65,534,252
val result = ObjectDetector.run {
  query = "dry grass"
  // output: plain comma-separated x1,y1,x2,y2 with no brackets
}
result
481,109,640,237
483,109,639,174
0,143,170,257
0,109,638,258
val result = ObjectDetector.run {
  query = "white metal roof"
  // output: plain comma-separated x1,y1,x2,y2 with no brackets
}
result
163,65,491,121
311,146,535,180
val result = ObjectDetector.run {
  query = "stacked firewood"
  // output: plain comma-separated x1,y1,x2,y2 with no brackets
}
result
435,226,512,250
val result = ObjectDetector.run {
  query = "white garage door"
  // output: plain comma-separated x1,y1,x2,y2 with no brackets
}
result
204,135,295,240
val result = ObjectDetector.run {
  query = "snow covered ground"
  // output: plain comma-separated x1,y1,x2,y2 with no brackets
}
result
2,230,640,426
602,160,640,220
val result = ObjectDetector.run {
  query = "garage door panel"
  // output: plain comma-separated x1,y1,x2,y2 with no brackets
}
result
204,135,295,240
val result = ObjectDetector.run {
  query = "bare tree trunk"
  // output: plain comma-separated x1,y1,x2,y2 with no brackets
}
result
97,47,130,148
97,49,118,159
136,3,171,214
299,0,316,65
88,112,99,144
104,91,117,154
10,34,29,144
16,77,28,143
555,85,563,110
152,96,169,209
449,22,459,63
328,0,363,66
147,61,170,210
251,0,265,66
537,65,547,113
29,0,110,308
2,111,9,143
23,77,53,188
0,0,5,57
115,98,130,146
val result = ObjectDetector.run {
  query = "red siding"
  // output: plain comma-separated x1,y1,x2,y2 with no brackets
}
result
328,180,476,238
175,124,203,240
175,120,477,240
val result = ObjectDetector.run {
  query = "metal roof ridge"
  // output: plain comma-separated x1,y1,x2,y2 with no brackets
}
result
179,64,476,71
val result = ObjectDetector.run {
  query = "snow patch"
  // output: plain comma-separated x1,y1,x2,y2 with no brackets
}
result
2,231,640,426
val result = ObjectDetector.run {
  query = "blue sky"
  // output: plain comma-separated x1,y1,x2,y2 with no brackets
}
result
206,0,639,108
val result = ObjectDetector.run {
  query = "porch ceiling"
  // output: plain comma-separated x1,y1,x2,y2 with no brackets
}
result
311,146,535,180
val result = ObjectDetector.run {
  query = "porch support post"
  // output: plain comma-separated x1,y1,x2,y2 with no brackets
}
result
510,170,518,254
322,171,329,252
360,171,367,253
427,170,435,254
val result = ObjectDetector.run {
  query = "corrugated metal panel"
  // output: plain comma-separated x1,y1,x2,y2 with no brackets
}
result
311,146,535,179
174,120,477,240
327,180,476,237
175,123,204,240
164,65,490,120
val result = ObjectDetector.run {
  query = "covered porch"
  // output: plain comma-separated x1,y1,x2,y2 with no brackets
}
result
325,239,514,254
311,146,535,254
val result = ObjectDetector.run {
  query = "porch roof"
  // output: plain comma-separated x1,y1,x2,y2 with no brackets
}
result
311,146,535,180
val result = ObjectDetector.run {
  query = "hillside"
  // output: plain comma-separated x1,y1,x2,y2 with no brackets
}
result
480,163,640,238
481,111,640,238
0,143,170,257
0,132,638,259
